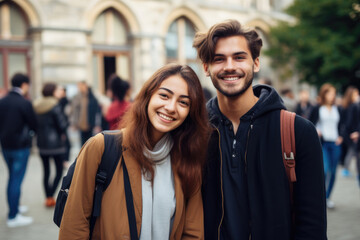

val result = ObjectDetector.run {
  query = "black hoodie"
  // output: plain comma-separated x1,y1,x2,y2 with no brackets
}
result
203,85,327,240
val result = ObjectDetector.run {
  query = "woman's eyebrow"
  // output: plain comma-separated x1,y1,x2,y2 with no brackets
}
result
159,87,190,99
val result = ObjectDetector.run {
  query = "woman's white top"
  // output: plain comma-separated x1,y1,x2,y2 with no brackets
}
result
317,105,340,142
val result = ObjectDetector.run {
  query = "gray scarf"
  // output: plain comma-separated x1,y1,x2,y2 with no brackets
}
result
140,134,176,239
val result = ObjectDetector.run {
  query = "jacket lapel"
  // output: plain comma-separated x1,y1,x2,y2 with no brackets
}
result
170,164,184,238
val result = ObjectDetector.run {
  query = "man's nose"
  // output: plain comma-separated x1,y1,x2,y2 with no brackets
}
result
223,58,236,71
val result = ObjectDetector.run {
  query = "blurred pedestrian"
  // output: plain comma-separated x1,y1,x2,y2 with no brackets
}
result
295,89,313,119
280,87,297,112
258,77,273,86
33,83,69,207
309,83,345,209
341,86,360,179
0,73,37,227
104,75,131,130
54,85,71,167
59,64,209,239
70,81,102,145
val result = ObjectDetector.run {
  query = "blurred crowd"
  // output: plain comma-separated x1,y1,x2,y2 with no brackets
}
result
1,72,360,228
262,79,360,210
0,73,132,227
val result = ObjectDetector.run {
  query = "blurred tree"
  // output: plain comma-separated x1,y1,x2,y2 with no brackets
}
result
265,0,360,90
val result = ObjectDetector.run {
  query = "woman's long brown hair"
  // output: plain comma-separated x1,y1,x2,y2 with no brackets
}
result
342,86,358,109
120,63,210,198
318,83,336,106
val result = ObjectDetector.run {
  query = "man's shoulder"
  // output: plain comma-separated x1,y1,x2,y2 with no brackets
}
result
0,92,25,105
293,114,320,146
294,114,316,130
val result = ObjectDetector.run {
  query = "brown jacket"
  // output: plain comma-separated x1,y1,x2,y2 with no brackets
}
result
59,132,204,240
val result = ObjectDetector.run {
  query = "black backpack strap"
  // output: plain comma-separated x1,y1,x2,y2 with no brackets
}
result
122,158,139,240
90,131,123,239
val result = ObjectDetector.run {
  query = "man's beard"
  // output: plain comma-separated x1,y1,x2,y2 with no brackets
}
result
210,70,254,98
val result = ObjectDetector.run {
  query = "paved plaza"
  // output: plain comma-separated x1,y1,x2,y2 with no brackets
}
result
0,134,359,239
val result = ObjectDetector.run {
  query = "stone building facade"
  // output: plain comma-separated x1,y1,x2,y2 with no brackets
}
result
0,0,293,99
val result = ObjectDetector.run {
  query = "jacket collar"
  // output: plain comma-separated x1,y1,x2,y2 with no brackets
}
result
10,87,23,96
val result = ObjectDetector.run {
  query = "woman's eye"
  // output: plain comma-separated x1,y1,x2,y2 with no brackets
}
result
159,93,168,99
179,100,189,107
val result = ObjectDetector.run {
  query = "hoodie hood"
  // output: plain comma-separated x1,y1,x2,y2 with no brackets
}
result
207,84,286,126
33,97,58,114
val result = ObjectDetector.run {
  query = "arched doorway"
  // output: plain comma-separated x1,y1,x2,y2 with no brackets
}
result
91,8,131,94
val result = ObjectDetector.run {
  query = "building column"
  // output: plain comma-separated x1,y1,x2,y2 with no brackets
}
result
131,34,165,93
30,31,42,97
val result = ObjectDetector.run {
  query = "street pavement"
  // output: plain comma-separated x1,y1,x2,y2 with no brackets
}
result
1,132,359,239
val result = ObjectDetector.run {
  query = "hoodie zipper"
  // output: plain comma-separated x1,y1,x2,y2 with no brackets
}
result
244,123,253,174
215,127,224,240
215,116,253,240
244,120,254,239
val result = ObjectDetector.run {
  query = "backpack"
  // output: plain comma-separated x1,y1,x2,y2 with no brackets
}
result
280,110,296,220
53,131,124,234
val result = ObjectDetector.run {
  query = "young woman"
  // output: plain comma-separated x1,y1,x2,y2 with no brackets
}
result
33,83,68,207
104,75,131,130
341,86,360,181
309,83,345,209
59,64,209,239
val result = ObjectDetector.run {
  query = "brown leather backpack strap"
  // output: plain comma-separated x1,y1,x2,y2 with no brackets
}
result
280,109,297,206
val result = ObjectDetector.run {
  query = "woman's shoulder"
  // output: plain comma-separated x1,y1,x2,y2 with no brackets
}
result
77,133,105,161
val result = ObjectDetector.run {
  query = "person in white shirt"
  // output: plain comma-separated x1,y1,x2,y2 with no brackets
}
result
309,83,345,209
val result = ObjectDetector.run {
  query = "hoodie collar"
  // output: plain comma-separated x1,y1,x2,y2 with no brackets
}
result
207,84,286,127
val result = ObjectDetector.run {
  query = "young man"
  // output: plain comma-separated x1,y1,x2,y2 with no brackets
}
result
70,81,102,145
193,20,327,239
0,73,37,227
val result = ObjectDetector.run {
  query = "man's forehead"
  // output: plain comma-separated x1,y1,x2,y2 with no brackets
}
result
214,36,250,54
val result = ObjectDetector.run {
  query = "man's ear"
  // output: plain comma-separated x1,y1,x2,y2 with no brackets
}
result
203,63,210,77
254,58,260,73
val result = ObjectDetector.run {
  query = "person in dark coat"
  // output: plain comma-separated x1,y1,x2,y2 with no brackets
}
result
295,89,313,119
33,83,69,207
0,73,37,227
70,81,102,145
340,86,360,181
193,19,327,240
54,85,71,166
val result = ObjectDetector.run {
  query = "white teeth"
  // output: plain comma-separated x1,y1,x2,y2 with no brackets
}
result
159,113,174,121
223,77,239,81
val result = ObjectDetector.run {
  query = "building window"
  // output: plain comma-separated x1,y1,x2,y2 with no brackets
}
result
92,8,131,94
93,8,127,45
165,17,197,66
0,2,30,91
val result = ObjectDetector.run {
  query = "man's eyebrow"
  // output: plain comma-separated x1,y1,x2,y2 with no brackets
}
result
233,51,248,55
214,51,248,57
159,87,190,99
